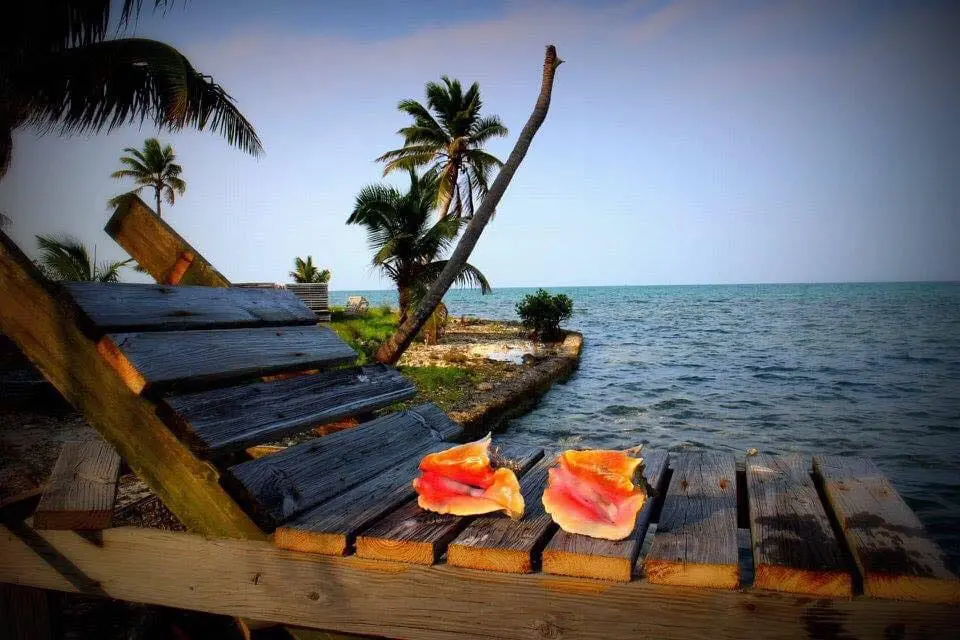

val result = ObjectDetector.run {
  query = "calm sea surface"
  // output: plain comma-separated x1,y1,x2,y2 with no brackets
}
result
332,283,960,570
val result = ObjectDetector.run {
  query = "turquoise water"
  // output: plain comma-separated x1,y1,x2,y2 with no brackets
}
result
332,283,960,570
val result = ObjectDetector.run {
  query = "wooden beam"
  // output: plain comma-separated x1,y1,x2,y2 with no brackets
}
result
814,456,960,603
33,441,121,531
164,364,415,455
746,454,852,596
0,231,264,540
1,524,958,639
0,584,52,640
65,283,317,332
225,404,461,526
105,195,231,287
644,452,739,589
541,451,669,582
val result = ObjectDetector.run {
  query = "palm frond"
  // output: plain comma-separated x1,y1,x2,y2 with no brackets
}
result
21,38,263,156
36,233,93,281
419,260,491,294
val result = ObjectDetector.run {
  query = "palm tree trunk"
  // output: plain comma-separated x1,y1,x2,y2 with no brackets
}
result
437,163,459,220
375,45,563,365
397,285,413,326
155,184,162,218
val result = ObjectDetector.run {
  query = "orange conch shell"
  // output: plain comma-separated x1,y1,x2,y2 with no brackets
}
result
413,434,524,519
541,448,648,540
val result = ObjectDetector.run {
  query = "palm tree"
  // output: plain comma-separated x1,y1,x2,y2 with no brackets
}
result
108,139,186,217
0,212,10,229
376,77,508,220
35,234,132,282
1,0,262,180
375,46,562,364
347,170,490,325
290,256,331,284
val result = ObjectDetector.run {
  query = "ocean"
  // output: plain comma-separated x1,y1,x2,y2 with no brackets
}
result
331,282,960,571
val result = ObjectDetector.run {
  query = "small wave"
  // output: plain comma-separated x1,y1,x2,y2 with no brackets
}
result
677,374,714,382
602,404,648,417
746,365,799,373
652,398,694,410
833,380,878,389
885,354,944,364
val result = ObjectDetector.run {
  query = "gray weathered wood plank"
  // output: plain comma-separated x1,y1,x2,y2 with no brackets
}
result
33,440,121,531
814,455,960,603
746,454,852,596
445,457,556,573
102,325,356,393
644,452,739,589
163,364,415,454
224,404,461,527
66,282,317,332
313,445,544,561
540,451,669,582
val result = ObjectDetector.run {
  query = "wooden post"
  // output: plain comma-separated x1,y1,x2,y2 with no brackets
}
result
0,231,263,539
105,195,231,287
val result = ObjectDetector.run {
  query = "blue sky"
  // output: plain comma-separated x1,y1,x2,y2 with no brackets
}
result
2,0,958,289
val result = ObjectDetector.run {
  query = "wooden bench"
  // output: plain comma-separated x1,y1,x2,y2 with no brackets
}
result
2,226,958,638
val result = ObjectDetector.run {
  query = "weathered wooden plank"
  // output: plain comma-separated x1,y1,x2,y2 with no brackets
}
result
65,282,317,332
105,195,230,287
0,584,52,640
814,455,960,603
0,231,264,539
102,325,356,394
163,364,415,454
540,451,669,582
33,441,121,531
354,447,544,566
292,446,544,557
3,524,958,640
445,458,556,573
225,404,461,527
746,454,852,596
644,452,739,589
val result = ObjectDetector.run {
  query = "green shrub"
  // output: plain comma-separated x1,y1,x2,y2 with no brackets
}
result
515,289,573,342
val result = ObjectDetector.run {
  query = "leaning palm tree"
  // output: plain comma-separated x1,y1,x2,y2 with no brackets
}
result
376,77,507,220
375,46,562,364
347,170,490,325
290,256,331,284
108,139,185,217
35,234,132,282
1,0,262,180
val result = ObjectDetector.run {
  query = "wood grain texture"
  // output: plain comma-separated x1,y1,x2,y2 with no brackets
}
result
814,455,960,603
0,584,52,640
105,195,230,287
446,458,556,573
163,364,415,454
3,524,958,640
0,231,264,539
66,283,317,332
225,404,461,526
644,452,739,589
104,325,356,393
33,441,121,531
541,451,669,582
746,454,852,596
274,442,451,555
351,446,544,565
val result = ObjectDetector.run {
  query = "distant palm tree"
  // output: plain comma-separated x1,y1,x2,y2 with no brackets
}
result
290,256,331,284
0,212,10,229
376,77,507,220
1,0,262,180
347,170,490,324
108,139,185,217
35,234,132,282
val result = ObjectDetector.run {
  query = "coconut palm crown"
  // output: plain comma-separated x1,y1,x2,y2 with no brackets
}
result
35,234,132,282
347,170,491,324
290,256,331,284
109,138,185,217
1,0,263,179
376,77,507,220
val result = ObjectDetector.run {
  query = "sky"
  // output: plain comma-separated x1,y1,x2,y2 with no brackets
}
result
2,0,959,289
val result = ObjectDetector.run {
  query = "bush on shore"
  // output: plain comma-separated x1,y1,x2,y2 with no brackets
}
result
516,289,573,342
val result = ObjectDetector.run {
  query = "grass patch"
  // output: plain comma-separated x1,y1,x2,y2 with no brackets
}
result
397,365,480,413
329,306,397,364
